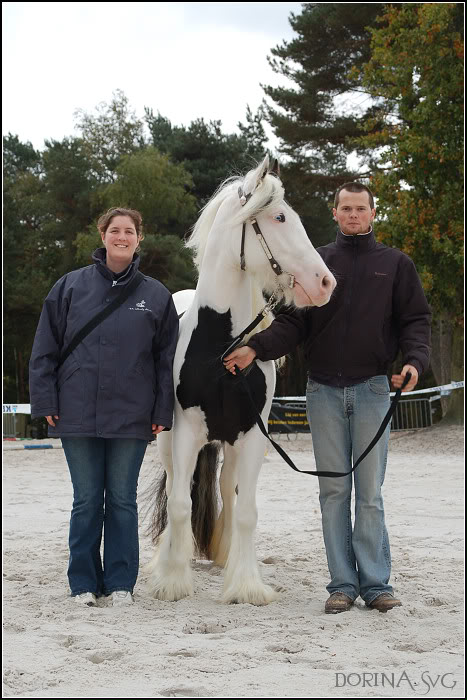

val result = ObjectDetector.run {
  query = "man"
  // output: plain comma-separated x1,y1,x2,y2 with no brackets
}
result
224,182,431,614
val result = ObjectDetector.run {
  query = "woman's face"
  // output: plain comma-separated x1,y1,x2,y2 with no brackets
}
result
101,215,141,267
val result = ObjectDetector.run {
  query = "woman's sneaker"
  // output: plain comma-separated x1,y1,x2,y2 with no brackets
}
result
111,590,134,606
74,592,97,606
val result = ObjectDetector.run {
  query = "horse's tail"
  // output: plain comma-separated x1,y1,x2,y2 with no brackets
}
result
142,469,168,546
143,443,220,556
191,442,221,558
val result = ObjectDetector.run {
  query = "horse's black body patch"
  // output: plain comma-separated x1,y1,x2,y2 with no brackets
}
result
177,306,267,445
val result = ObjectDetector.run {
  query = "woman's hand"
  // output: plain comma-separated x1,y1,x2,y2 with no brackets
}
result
223,346,257,375
152,424,166,436
46,415,59,427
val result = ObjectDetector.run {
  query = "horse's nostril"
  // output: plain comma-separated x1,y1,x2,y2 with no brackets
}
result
322,275,331,288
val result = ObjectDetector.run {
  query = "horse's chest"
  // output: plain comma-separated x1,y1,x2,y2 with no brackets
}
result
176,307,267,445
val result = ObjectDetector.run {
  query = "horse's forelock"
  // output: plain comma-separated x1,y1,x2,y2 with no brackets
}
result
231,173,285,227
186,171,285,270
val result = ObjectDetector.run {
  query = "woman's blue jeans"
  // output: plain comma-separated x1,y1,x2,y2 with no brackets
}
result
306,376,393,605
61,437,148,597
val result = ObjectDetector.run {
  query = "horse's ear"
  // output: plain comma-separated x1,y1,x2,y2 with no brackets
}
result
270,158,280,178
258,154,270,183
243,155,270,196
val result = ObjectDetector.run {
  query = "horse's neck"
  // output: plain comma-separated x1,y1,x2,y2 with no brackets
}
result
195,261,262,336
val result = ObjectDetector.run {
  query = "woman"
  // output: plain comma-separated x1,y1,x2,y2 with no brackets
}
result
29,208,179,607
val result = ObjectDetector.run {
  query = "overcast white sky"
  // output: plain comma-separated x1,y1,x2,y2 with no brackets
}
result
3,1,303,151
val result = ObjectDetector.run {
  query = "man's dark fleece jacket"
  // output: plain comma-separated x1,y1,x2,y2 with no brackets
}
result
247,229,432,388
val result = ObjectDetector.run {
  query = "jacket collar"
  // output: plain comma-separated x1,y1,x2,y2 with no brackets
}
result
92,247,140,281
335,228,377,251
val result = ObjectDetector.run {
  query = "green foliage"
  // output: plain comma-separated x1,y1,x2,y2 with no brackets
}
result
262,3,385,241
139,234,196,292
145,109,267,207
3,135,51,401
73,226,101,267
101,147,197,237
74,89,146,183
41,136,100,275
357,3,464,319
264,3,384,157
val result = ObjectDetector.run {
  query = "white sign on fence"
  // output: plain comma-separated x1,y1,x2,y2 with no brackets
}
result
3,404,32,415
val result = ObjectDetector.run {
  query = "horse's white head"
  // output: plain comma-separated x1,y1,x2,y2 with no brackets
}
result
187,155,336,308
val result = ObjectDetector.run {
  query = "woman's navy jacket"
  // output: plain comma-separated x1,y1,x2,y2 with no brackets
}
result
29,249,179,441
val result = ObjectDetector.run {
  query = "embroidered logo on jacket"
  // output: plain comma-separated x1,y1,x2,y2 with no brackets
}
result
129,299,152,312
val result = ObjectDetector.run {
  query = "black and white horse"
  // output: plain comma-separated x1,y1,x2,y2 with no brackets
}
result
146,156,336,605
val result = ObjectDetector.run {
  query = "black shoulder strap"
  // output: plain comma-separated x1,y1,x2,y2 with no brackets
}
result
58,271,145,368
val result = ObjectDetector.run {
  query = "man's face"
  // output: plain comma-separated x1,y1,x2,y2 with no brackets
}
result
333,190,375,235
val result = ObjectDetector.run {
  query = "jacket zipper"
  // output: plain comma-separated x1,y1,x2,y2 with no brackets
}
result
339,237,358,383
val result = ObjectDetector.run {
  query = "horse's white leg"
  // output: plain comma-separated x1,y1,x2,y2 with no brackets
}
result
147,412,205,601
210,444,237,567
157,429,174,497
144,430,173,575
222,427,278,605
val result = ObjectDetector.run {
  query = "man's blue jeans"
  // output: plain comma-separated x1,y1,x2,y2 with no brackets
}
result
306,376,393,604
61,437,148,597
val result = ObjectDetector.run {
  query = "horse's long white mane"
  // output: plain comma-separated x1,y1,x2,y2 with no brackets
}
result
185,166,286,341
186,170,285,271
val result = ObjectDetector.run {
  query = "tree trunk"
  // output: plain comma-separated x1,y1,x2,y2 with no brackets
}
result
430,313,463,422
430,313,453,415
442,322,464,425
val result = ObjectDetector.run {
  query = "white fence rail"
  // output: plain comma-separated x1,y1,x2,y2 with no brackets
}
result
270,381,464,434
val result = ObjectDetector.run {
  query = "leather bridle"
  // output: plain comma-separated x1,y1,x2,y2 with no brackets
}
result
237,185,295,290
220,184,295,363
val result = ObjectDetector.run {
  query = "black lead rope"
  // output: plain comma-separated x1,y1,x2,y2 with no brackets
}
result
221,313,267,364
219,308,412,477
233,368,412,478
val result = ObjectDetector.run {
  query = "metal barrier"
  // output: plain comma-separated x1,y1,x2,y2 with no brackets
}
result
391,398,432,431
3,413,16,438
3,413,29,438
269,397,435,435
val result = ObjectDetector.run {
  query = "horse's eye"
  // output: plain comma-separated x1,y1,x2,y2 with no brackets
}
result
274,213,286,223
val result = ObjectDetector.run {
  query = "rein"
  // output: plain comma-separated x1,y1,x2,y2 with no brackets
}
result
233,369,411,478
220,302,412,477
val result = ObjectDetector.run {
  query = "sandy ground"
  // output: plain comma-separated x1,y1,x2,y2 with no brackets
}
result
2,424,464,699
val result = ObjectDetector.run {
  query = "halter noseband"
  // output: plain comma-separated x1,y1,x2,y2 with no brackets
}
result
238,185,295,289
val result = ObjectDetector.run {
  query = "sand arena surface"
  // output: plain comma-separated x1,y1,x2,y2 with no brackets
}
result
3,424,464,698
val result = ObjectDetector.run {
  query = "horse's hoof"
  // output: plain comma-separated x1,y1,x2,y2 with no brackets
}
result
222,583,279,606
147,584,193,602
146,574,193,602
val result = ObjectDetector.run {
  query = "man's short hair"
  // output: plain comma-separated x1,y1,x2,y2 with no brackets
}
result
334,182,375,209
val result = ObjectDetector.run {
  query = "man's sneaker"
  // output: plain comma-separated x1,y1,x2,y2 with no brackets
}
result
74,592,97,607
366,593,402,612
325,592,354,614
111,590,134,606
